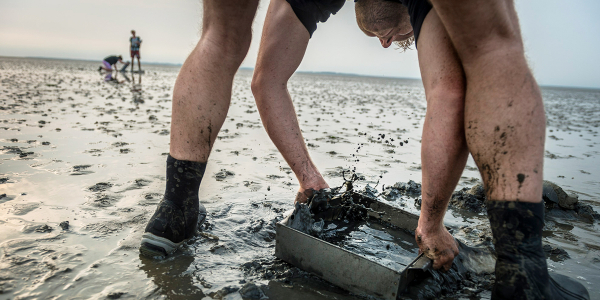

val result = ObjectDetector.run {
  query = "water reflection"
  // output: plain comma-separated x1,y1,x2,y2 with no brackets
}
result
121,72,144,104
101,70,125,84
139,254,205,299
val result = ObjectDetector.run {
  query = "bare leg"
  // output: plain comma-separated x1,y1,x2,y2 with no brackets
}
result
414,9,467,271
171,0,260,163
137,57,141,72
429,0,545,202
251,0,328,201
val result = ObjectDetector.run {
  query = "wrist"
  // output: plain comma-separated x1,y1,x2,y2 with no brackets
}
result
417,217,445,234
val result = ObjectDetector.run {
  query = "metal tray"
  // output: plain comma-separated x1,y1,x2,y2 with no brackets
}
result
275,192,432,300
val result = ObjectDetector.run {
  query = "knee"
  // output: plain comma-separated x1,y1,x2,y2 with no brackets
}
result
426,77,465,110
250,66,269,99
250,65,287,101
200,25,253,67
250,71,263,99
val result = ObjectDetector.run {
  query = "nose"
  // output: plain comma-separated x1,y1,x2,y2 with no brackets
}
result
379,37,393,48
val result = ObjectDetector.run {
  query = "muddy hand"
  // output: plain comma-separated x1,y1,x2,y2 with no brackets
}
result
294,188,316,204
415,224,459,271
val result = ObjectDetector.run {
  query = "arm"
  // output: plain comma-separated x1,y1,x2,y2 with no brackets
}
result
251,0,328,200
415,8,465,271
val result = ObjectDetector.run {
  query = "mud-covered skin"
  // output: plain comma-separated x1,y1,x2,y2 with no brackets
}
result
142,155,207,252
487,200,589,300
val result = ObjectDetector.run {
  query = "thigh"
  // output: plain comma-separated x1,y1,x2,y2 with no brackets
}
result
202,0,260,35
417,8,465,108
255,0,310,81
428,0,522,62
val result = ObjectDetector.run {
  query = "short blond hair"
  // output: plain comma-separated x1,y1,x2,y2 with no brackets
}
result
355,0,414,51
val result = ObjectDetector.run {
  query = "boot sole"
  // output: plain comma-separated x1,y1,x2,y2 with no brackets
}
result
140,233,183,258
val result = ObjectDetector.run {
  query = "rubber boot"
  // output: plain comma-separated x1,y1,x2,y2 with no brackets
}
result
140,155,207,257
487,200,589,300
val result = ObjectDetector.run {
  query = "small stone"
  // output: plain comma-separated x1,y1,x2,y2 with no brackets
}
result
239,282,266,299
59,221,70,230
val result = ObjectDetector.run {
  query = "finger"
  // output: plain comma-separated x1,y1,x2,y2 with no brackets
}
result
442,260,453,272
432,258,444,270
437,249,456,272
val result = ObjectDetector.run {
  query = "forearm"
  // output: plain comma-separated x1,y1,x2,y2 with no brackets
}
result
418,115,468,231
257,87,324,185
251,0,326,191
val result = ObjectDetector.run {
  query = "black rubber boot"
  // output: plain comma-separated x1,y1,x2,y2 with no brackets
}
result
487,200,589,300
140,155,207,257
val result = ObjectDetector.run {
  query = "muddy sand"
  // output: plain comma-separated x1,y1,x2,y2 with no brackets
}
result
1,57,599,299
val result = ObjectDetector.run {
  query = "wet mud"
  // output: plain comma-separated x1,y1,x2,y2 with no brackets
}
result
1,57,600,299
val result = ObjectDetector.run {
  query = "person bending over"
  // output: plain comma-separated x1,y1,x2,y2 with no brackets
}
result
139,0,329,257
99,55,125,72
355,0,588,298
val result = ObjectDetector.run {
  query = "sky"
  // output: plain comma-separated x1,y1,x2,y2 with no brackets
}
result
1,0,599,89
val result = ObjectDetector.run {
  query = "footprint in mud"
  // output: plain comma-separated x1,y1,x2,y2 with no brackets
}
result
214,169,235,181
266,174,284,180
0,239,85,297
139,192,162,206
88,182,113,193
10,203,40,216
87,193,122,208
1,145,35,159
85,149,103,157
119,148,132,154
71,164,94,176
112,142,129,148
22,223,54,233
122,178,152,191
243,181,262,192
0,193,16,204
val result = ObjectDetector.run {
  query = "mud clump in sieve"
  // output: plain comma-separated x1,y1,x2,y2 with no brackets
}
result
286,177,497,299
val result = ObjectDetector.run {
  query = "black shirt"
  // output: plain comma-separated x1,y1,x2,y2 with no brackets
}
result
104,56,120,65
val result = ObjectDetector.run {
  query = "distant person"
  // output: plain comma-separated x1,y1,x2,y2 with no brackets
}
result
130,30,142,72
98,55,125,72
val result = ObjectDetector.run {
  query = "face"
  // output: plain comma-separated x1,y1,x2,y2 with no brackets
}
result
131,31,136,36
363,18,413,49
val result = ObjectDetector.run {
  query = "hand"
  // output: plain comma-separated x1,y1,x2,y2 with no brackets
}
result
415,224,459,271
294,188,315,204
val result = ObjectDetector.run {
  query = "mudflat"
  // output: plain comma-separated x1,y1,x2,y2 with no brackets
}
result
1,56,599,299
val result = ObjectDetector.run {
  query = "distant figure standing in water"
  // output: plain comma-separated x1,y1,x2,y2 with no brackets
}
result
130,30,142,72
98,55,125,72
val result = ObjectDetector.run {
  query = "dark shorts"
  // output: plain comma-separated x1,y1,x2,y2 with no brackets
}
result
285,0,346,37
130,50,140,58
400,0,432,46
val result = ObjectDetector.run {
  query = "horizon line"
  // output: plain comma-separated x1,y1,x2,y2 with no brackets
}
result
2,55,599,91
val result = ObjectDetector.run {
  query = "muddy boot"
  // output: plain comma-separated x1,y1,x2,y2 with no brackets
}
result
487,200,589,300
140,155,207,257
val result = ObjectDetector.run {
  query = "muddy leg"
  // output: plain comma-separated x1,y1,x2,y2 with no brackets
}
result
429,0,588,298
170,0,259,163
428,0,544,202
141,0,260,257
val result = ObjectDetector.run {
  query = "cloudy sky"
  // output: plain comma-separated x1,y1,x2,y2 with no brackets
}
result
1,0,599,89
